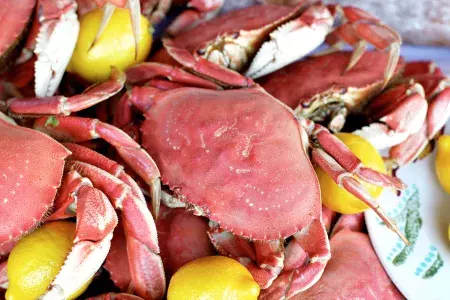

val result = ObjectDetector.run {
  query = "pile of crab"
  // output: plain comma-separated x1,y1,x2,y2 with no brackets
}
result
0,0,449,299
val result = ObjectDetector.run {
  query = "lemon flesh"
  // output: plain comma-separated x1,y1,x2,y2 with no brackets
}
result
6,221,91,300
68,8,152,82
316,133,387,214
436,135,450,194
168,256,260,300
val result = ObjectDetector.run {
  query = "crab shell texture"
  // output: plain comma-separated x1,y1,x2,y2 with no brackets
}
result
0,117,70,246
152,4,299,66
0,0,35,71
141,87,321,240
295,229,405,299
258,51,406,110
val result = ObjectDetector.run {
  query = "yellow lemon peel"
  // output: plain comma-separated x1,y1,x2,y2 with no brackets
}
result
168,256,260,300
68,8,152,82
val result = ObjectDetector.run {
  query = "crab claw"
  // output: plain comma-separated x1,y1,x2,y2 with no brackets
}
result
245,4,333,79
353,83,428,150
34,0,80,97
41,186,118,299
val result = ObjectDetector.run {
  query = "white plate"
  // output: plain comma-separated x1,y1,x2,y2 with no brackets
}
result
365,46,450,300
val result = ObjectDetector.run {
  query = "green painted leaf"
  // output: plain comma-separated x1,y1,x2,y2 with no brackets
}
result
393,189,422,266
423,254,444,279
45,116,59,127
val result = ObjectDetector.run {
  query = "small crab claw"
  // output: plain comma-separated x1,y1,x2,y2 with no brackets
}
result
326,5,402,87
163,39,255,88
34,0,80,97
353,83,428,150
41,186,118,300
259,219,331,299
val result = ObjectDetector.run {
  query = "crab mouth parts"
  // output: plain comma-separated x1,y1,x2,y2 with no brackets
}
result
295,97,348,132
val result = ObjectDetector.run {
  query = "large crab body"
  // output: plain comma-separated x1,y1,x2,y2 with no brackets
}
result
141,87,320,239
112,44,407,297
0,116,70,244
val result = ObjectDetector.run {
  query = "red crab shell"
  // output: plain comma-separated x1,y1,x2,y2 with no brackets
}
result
0,118,70,245
141,87,321,240
258,51,406,110
0,0,35,70
156,204,215,278
296,229,404,299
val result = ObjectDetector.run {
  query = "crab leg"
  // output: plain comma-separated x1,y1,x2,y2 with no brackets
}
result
47,171,92,221
164,40,254,87
33,116,161,218
326,5,401,86
208,224,283,289
63,143,146,202
104,220,133,292
311,148,408,244
311,123,405,189
3,68,125,116
126,62,220,89
42,185,118,299
259,218,330,299
64,161,165,299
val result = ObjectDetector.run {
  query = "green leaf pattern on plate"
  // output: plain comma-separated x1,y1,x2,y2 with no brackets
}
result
377,184,444,279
